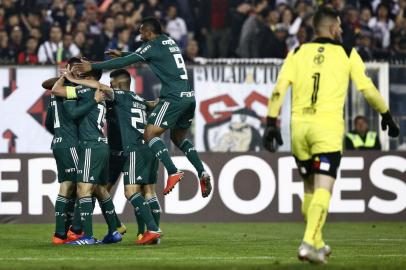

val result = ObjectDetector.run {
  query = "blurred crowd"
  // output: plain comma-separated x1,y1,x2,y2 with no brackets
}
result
1,0,406,65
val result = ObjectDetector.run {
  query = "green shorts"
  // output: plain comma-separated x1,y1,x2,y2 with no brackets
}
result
108,150,126,186
147,97,195,129
123,146,159,186
77,144,109,185
53,147,78,183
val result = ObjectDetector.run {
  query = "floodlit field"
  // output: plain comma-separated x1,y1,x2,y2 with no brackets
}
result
0,222,405,270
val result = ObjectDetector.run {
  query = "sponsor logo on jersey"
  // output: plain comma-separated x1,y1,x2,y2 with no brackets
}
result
180,91,194,98
64,167,76,173
169,46,180,53
140,45,151,54
162,39,176,45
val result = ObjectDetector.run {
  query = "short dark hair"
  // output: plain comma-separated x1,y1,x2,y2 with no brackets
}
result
313,6,339,30
67,57,81,65
141,17,162,34
110,69,131,81
84,69,102,81
354,115,368,124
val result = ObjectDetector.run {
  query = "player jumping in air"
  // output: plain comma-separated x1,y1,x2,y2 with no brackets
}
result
73,17,212,197
65,69,162,245
52,70,122,245
263,7,399,264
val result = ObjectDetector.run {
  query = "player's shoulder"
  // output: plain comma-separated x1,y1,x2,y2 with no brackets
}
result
298,37,353,57
75,84,94,93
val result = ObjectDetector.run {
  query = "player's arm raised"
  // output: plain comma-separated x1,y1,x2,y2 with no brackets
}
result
51,76,68,97
350,49,400,137
263,52,294,152
45,103,54,135
62,90,104,120
65,73,114,100
42,77,59,90
73,52,146,74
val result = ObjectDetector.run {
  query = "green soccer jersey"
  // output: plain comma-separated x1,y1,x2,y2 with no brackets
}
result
111,89,148,152
92,34,192,100
46,95,78,149
74,85,108,146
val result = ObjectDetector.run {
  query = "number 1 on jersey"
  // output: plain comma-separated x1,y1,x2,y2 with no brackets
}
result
311,72,320,105
173,53,188,80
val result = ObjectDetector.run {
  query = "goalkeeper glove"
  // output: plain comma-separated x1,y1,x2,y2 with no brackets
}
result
263,117,283,152
381,111,400,137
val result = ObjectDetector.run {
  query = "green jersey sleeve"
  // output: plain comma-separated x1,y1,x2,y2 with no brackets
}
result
45,102,54,135
63,98,97,120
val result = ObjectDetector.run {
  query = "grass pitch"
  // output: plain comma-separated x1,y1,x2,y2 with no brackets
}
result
0,222,405,270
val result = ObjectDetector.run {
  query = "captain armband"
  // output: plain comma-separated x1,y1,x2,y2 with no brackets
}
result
66,86,77,99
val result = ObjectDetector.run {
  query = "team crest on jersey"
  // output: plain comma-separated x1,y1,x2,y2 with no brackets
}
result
313,54,324,65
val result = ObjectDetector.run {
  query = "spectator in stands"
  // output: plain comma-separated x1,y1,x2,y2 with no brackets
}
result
62,32,80,60
355,30,374,61
142,0,164,20
0,6,5,30
6,13,20,33
30,27,43,43
183,38,199,64
37,24,63,64
0,30,15,63
17,36,38,64
229,2,252,57
85,2,102,35
268,9,280,31
345,116,381,150
342,6,360,48
73,31,86,52
9,26,24,57
236,0,268,58
105,27,131,56
267,23,288,58
165,4,187,51
64,2,78,33
199,0,231,58
369,3,395,49
114,12,126,29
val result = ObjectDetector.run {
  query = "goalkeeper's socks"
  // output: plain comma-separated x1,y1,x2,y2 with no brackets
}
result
99,196,118,234
179,139,205,177
148,137,178,175
65,197,75,233
54,195,69,237
146,196,161,227
71,199,82,234
79,197,94,237
129,192,159,232
301,193,313,222
134,208,145,235
303,188,331,248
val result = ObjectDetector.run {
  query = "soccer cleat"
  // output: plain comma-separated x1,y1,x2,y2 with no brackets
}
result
102,231,122,244
135,231,161,245
52,235,68,245
66,236,101,245
117,223,127,235
67,227,84,241
200,171,212,198
298,242,327,264
163,171,184,195
322,245,332,257
137,234,143,241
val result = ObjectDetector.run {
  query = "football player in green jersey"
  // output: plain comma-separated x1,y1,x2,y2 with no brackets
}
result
65,69,162,245
51,70,122,245
73,17,212,198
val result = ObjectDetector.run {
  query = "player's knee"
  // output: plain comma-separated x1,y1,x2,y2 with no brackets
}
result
124,185,141,199
77,183,93,198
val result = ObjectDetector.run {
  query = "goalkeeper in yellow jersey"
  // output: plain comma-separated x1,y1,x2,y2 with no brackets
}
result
263,7,399,264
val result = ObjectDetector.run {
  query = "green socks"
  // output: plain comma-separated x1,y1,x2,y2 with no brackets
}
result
134,208,145,235
54,195,68,238
179,139,205,177
146,196,161,227
148,137,178,175
64,197,75,233
71,199,82,234
99,196,118,234
129,192,159,232
79,197,94,237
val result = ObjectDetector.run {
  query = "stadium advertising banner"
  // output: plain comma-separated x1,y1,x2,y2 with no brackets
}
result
193,63,292,152
0,151,404,223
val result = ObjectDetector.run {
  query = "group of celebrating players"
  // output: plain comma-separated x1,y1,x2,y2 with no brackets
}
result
45,9,400,264
45,17,212,246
